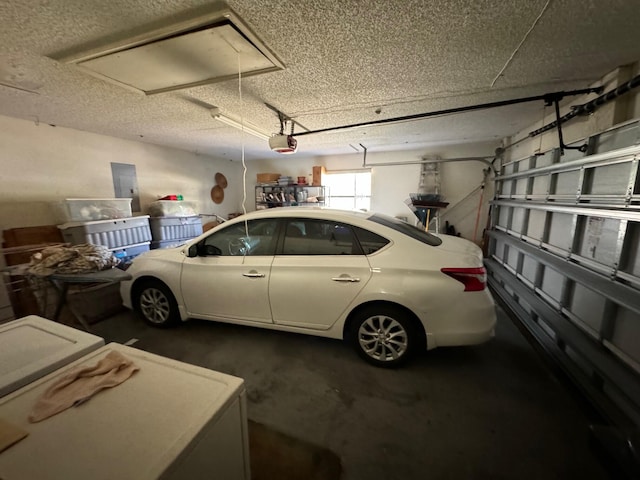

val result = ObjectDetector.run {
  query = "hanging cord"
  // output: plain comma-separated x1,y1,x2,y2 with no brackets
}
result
236,52,249,242
491,0,551,87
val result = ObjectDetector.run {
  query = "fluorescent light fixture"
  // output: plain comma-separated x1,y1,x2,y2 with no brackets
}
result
210,107,270,141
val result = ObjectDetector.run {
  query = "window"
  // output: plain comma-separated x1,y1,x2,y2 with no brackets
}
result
203,219,278,256
352,226,390,254
369,214,442,246
282,219,362,255
324,170,371,211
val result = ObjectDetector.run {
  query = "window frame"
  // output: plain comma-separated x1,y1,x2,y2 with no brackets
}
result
276,218,365,256
324,169,372,211
200,218,281,256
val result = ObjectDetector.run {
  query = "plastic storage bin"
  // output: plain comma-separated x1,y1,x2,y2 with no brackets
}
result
58,216,151,250
147,201,197,217
58,217,151,262
149,216,202,246
54,198,133,222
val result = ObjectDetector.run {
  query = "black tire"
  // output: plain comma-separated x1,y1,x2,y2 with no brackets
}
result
134,280,180,328
349,305,418,368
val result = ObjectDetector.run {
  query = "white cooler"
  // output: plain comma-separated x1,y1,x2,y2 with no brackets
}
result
0,343,250,480
0,315,105,398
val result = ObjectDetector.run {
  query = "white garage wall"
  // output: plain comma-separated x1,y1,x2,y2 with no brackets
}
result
244,140,499,242
0,114,243,230
0,112,501,243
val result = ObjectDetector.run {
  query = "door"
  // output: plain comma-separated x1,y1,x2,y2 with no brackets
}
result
180,218,278,323
269,219,372,329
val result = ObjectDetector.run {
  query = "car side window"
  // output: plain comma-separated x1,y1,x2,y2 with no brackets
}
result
352,226,390,254
282,219,362,255
202,219,278,256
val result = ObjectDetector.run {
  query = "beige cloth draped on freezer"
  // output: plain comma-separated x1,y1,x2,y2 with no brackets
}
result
29,350,139,423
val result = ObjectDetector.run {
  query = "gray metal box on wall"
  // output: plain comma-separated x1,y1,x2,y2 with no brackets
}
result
150,216,202,244
58,216,152,249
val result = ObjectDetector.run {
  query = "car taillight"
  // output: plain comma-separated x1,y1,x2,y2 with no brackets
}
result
440,267,487,291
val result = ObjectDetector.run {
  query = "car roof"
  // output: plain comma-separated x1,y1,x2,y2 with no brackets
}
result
229,207,374,222
204,207,445,249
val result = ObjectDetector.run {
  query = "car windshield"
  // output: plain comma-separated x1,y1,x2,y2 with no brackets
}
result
368,213,442,246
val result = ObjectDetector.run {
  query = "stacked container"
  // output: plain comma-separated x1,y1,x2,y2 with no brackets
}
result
56,199,151,262
147,200,203,249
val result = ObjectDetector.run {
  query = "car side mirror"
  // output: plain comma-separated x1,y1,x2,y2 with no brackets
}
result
187,244,199,258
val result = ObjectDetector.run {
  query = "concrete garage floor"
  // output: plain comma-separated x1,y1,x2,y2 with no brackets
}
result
91,305,611,480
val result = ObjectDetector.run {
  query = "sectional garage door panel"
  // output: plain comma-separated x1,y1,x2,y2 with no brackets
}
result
554,171,581,195
487,120,640,427
532,175,550,196
547,212,574,251
575,217,622,266
569,283,606,335
527,210,547,240
594,122,640,154
511,207,527,233
610,307,640,365
623,224,640,278
589,163,634,195
514,178,529,196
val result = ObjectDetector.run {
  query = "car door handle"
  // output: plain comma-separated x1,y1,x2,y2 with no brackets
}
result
243,272,265,278
331,276,360,282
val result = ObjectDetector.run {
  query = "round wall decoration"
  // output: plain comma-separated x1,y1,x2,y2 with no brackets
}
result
215,172,228,188
211,185,224,204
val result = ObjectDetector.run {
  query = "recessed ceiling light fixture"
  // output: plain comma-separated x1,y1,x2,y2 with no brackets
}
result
210,107,270,141
53,5,284,95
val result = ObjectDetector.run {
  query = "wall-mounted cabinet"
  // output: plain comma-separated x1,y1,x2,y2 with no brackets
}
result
256,185,326,208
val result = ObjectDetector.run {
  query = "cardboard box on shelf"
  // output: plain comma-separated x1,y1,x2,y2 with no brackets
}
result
312,166,325,186
257,173,281,184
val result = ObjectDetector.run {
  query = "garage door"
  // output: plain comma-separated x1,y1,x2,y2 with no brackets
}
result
486,119,640,426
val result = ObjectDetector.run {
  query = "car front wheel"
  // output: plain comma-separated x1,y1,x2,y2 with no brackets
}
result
350,306,416,367
135,280,179,328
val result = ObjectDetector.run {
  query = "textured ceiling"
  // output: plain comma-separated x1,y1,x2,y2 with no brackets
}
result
1,0,639,160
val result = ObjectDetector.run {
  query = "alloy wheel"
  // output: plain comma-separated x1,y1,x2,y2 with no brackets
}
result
357,314,408,362
140,287,171,325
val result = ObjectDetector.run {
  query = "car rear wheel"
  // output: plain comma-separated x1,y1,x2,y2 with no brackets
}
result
350,306,416,367
135,280,179,328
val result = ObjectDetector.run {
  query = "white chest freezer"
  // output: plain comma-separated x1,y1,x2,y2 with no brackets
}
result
0,315,105,398
0,343,250,480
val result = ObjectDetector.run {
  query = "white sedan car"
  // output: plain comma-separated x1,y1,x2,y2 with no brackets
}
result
121,208,496,367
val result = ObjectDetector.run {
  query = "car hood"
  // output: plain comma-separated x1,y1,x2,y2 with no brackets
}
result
435,234,483,259
134,246,185,260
